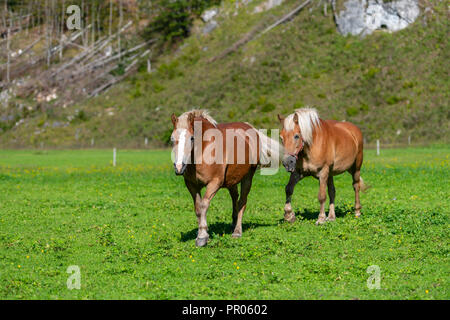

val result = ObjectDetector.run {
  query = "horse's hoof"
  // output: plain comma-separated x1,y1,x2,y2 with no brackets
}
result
355,213,361,218
231,232,242,238
284,213,296,223
195,236,209,247
326,217,336,222
315,219,326,225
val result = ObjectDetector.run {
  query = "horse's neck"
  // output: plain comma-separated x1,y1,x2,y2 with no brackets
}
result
186,119,218,185
299,123,324,164
200,118,216,133
191,118,217,165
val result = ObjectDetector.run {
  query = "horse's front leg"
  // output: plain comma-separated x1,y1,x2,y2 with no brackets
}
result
195,179,220,247
284,171,301,223
316,168,329,225
185,179,202,228
352,169,362,217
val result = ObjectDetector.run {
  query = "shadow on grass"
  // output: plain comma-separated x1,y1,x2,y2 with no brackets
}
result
299,206,351,220
277,206,351,222
180,221,272,242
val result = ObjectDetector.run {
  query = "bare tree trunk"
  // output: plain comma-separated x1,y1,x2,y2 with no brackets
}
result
1,7,5,31
118,0,123,61
260,0,312,35
26,1,32,35
109,0,113,39
97,4,101,41
52,0,56,38
86,1,90,47
60,0,65,59
6,27,10,83
135,3,140,33
18,9,22,33
81,0,87,47
331,0,337,22
45,0,53,67
31,0,36,30
91,2,95,48
2,0,7,30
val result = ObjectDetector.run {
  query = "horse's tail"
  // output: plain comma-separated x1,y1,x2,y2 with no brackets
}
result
360,177,370,193
254,127,283,168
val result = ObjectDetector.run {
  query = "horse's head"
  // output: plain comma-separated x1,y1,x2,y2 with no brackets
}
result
171,112,195,175
278,113,304,173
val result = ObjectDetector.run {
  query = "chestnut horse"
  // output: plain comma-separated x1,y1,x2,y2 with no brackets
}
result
277,108,366,225
171,109,280,246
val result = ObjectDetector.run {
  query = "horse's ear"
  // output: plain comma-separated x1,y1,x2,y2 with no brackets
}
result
293,113,299,125
187,112,195,129
277,114,285,125
171,113,178,127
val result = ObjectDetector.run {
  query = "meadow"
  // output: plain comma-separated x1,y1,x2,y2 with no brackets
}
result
0,146,448,299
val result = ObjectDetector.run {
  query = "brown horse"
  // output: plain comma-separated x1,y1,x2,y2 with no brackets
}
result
171,109,280,246
277,108,366,225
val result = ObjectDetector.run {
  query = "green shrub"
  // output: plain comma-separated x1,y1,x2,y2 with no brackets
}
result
364,67,380,79
73,110,88,122
158,61,183,79
360,103,369,112
385,96,403,105
346,107,359,117
261,103,276,113
144,0,221,46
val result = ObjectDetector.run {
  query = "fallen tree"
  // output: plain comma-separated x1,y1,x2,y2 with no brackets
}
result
208,0,312,63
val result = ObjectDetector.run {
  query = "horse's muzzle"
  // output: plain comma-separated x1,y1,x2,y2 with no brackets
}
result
282,155,297,173
174,162,187,175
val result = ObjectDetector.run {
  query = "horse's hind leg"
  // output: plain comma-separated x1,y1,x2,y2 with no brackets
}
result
327,176,336,222
232,168,256,238
284,171,301,223
352,169,362,217
351,148,363,217
228,185,239,230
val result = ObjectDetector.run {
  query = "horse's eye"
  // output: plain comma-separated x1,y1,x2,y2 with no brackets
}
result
294,134,300,140
171,136,175,143
190,136,194,141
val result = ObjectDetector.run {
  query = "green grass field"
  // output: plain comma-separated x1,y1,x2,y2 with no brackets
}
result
0,146,448,299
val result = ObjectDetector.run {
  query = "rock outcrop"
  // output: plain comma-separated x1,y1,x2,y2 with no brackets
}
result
334,0,420,36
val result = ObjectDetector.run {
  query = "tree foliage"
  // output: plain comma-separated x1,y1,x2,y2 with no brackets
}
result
144,0,221,46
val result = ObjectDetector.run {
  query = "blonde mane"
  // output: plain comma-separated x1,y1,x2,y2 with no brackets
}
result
178,109,217,128
284,108,321,145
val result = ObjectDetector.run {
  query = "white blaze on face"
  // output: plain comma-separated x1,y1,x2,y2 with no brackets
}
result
175,129,187,170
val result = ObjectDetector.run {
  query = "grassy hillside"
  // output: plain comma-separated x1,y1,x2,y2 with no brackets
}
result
1,0,448,148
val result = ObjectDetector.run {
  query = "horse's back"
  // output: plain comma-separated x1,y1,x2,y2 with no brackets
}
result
217,122,254,131
324,120,363,173
326,120,363,147
217,122,258,187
